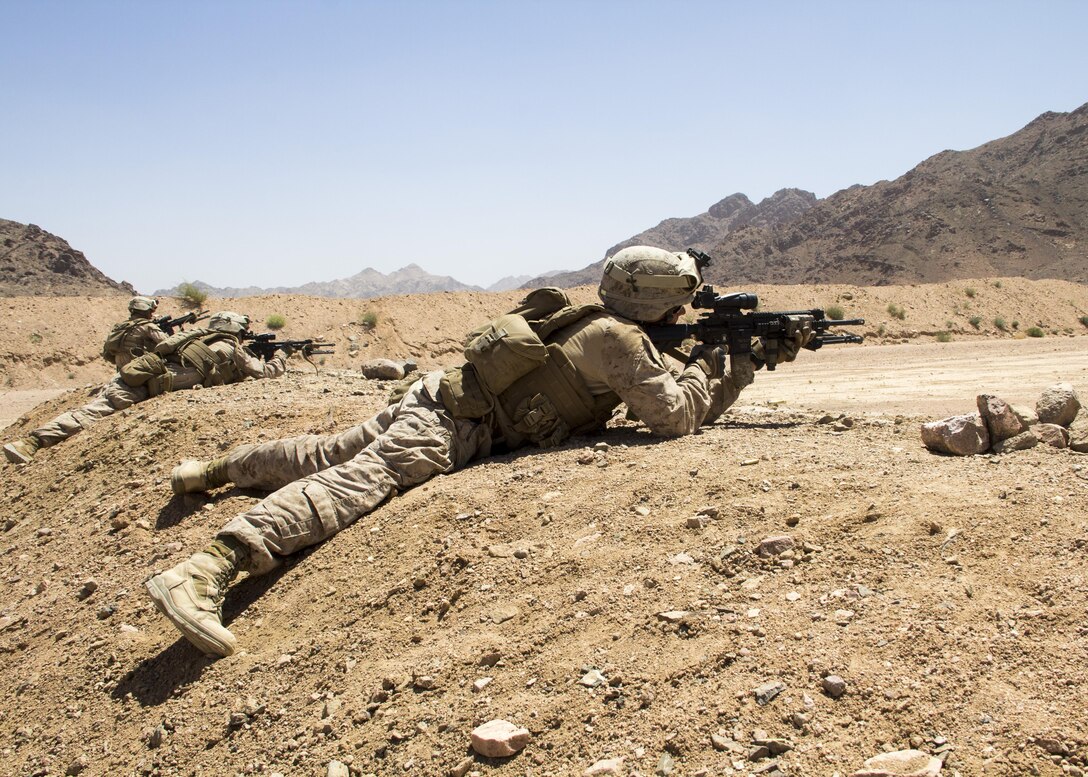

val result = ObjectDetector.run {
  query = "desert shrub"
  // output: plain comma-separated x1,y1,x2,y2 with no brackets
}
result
1026,326,1045,338
358,309,378,329
28,332,43,344
1012,320,1020,330
964,287,977,298
936,331,953,343
826,305,845,320
993,280,1003,288
877,323,887,337
1080,315,1088,327
969,316,982,329
265,314,286,330
993,317,1007,331
177,282,208,309
887,303,906,320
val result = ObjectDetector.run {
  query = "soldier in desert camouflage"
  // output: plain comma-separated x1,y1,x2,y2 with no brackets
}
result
2,312,289,464
101,295,169,369
146,246,815,657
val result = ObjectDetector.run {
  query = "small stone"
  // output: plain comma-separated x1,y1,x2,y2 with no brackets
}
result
470,719,531,758
850,749,942,776
754,681,786,705
758,535,795,557
822,674,847,698
992,429,1038,454
580,669,607,687
326,761,350,777
584,757,625,775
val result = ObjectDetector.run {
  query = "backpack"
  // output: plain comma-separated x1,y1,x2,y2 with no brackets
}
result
101,320,144,363
462,288,603,396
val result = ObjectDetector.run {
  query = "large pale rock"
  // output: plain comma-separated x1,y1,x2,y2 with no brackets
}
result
1034,423,1070,448
920,413,990,456
851,749,943,776
360,358,418,380
992,430,1039,454
1036,383,1081,427
976,394,1024,443
470,719,531,758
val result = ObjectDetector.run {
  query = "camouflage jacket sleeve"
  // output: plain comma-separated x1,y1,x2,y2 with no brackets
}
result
591,319,715,437
140,321,169,349
233,344,287,380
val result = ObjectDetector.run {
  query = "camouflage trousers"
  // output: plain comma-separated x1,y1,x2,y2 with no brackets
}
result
32,369,203,448
32,377,150,447
219,371,493,575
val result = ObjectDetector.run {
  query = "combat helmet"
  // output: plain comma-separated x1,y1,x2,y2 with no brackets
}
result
207,311,250,336
597,246,702,322
128,296,159,314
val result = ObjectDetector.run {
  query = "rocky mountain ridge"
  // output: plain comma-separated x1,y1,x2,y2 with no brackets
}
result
0,219,135,297
702,102,1088,286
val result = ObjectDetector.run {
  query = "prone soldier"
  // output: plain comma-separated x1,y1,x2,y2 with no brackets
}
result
101,296,169,369
3,312,290,464
144,246,816,657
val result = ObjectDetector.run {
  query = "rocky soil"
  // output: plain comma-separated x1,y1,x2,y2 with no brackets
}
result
0,282,1087,777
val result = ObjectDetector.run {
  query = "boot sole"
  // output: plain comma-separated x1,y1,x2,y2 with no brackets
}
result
3,443,33,464
145,576,236,657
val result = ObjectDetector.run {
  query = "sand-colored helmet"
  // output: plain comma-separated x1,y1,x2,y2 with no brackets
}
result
207,311,250,336
128,296,158,314
597,246,702,322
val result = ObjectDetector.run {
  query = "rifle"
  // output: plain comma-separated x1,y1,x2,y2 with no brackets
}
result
155,310,209,335
241,332,336,371
644,251,864,371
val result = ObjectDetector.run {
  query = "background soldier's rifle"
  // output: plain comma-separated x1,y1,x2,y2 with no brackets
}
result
154,310,209,335
645,249,865,371
242,332,336,371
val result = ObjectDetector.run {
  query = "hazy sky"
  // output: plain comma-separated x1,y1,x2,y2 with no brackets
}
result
3,1,1086,293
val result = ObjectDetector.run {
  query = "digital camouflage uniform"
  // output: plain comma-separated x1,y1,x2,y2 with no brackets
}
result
27,335,286,450
146,248,798,657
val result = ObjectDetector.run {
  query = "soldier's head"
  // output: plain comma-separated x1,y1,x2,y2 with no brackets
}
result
207,311,251,337
128,296,158,319
597,246,702,323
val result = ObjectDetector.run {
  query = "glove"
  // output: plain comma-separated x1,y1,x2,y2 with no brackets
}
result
754,316,816,367
686,344,726,381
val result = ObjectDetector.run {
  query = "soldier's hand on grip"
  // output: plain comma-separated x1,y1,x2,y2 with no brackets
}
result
686,344,726,380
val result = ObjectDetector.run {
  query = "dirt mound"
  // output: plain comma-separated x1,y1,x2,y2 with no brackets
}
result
0,219,136,297
0,285,1087,775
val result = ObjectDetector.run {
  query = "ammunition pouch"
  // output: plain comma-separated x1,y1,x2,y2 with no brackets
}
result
119,352,173,396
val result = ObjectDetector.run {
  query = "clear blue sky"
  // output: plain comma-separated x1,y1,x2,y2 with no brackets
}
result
2,0,1086,293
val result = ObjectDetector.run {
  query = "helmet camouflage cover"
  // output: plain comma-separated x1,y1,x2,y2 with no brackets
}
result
128,296,158,313
597,246,702,322
207,311,250,336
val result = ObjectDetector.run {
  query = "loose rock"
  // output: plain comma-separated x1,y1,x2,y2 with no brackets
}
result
1036,382,1080,426
470,719,531,757
850,748,943,776
920,413,990,455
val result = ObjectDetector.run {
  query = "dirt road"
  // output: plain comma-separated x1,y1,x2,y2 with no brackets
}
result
739,336,1088,416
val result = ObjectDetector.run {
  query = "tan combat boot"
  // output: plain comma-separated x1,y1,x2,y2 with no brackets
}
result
145,550,240,657
171,458,230,495
3,435,40,464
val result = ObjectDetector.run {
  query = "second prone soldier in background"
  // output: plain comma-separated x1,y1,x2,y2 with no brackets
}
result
2,312,290,464
101,295,169,369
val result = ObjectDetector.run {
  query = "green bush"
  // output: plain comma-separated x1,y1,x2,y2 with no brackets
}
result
265,314,286,330
1012,320,1020,330
1080,315,1088,327
29,332,43,344
1026,326,1045,338
826,305,845,320
358,309,378,328
887,303,906,320
177,282,208,309
993,317,1006,331
969,316,982,329
935,331,953,343
964,287,977,298
877,323,887,337
993,280,1003,288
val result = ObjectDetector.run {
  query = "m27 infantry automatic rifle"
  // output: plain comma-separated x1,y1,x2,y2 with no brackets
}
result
155,310,210,335
644,249,865,371
242,332,336,371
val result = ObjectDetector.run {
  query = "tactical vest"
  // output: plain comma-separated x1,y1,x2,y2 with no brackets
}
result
155,328,242,386
438,288,620,449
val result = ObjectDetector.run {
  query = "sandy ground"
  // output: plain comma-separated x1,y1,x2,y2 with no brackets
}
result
1,285,1087,777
